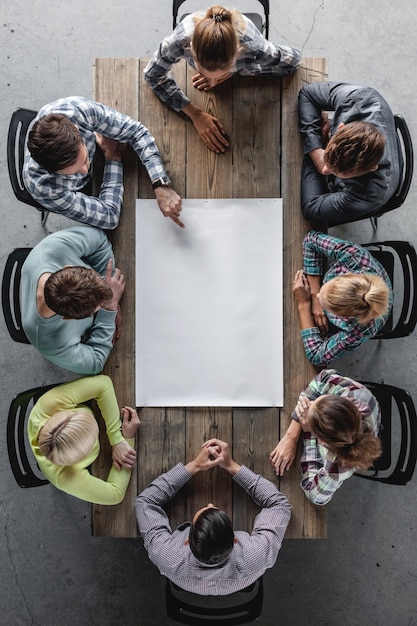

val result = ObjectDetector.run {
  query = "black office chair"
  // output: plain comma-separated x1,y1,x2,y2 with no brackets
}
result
363,241,417,339
7,108,50,226
165,576,263,625
1,247,32,344
7,384,59,488
370,115,414,226
355,382,417,485
173,0,270,38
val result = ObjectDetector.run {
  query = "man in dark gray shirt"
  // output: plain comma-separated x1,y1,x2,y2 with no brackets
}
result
298,82,401,225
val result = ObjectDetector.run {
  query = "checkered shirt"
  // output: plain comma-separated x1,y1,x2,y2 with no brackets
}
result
144,12,301,112
301,230,393,365
293,369,381,505
23,96,167,229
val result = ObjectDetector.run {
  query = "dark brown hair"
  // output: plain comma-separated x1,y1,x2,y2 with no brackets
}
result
324,121,385,175
44,266,112,319
309,395,382,470
189,508,234,564
192,5,238,71
28,113,82,172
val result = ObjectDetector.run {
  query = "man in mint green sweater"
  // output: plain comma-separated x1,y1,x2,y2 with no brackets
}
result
21,226,125,374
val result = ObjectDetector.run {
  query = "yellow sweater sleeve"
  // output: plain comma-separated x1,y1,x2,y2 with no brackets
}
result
28,375,136,505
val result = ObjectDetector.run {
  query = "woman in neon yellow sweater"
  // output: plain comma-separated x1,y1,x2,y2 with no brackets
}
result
28,375,140,505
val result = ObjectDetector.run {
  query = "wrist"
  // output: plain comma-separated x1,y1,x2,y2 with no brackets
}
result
185,460,200,475
223,461,241,476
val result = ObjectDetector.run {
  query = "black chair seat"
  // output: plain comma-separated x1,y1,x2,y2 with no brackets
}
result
173,0,270,38
165,576,263,625
355,382,417,485
2,247,32,344
363,241,417,339
7,384,60,488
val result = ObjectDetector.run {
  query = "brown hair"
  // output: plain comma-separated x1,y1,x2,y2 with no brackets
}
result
324,121,385,176
28,113,82,172
44,266,112,319
192,5,238,71
38,409,98,466
308,395,381,470
325,273,389,323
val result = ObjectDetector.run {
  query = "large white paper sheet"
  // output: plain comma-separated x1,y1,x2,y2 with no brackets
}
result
135,198,283,407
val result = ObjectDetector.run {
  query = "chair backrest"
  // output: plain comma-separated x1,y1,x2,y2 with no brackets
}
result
2,247,32,344
165,576,264,625
374,114,414,217
363,241,417,339
172,0,269,38
7,108,44,211
7,384,59,488
355,382,417,485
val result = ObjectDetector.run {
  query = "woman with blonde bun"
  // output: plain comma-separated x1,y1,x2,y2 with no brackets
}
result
293,230,392,365
270,369,381,505
28,375,140,504
145,5,300,153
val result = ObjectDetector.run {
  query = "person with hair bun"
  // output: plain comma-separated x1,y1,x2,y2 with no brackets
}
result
28,375,140,505
145,5,300,152
293,230,393,366
270,369,381,505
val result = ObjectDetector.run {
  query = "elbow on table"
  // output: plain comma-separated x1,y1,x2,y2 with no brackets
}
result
303,488,331,507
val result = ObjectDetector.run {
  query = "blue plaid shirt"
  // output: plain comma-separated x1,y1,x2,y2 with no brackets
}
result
292,369,381,505
301,230,393,365
23,96,168,229
144,12,301,112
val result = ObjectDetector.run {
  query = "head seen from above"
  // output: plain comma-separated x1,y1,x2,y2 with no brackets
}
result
188,504,234,564
307,395,381,470
318,273,389,324
192,5,238,77
28,113,89,174
44,266,112,319
323,121,385,178
38,409,98,466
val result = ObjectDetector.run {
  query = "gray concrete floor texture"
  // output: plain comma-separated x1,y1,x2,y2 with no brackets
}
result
1,1,417,625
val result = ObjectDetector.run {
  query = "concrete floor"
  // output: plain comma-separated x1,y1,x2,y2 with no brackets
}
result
1,1,417,624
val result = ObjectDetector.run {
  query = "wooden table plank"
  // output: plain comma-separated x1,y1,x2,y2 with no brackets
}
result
232,408,279,530
92,58,139,537
184,408,233,522
185,67,234,197
280,58,328,538
232,74,281,198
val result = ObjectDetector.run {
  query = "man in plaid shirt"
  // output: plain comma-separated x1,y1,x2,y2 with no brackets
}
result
135,438,291,595
23,96,184,229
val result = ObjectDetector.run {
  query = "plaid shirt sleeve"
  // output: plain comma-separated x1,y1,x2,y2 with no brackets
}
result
23,97,168,229
300,432,354,505
236,16,301,76
144,20,192,112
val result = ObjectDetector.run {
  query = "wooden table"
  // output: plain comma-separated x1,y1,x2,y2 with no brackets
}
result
91,57,328,538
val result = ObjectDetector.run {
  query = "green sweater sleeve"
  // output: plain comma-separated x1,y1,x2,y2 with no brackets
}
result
28,375,136,505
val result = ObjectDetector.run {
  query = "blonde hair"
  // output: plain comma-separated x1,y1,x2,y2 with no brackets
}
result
38,410,98,466
325,273,389,323
309,395,381,470
192,5,238,71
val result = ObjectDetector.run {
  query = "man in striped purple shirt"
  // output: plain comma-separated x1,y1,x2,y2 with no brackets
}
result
135,438,291,595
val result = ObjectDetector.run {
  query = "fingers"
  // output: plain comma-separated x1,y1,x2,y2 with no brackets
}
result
169,213,185,229
105,258,113,280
